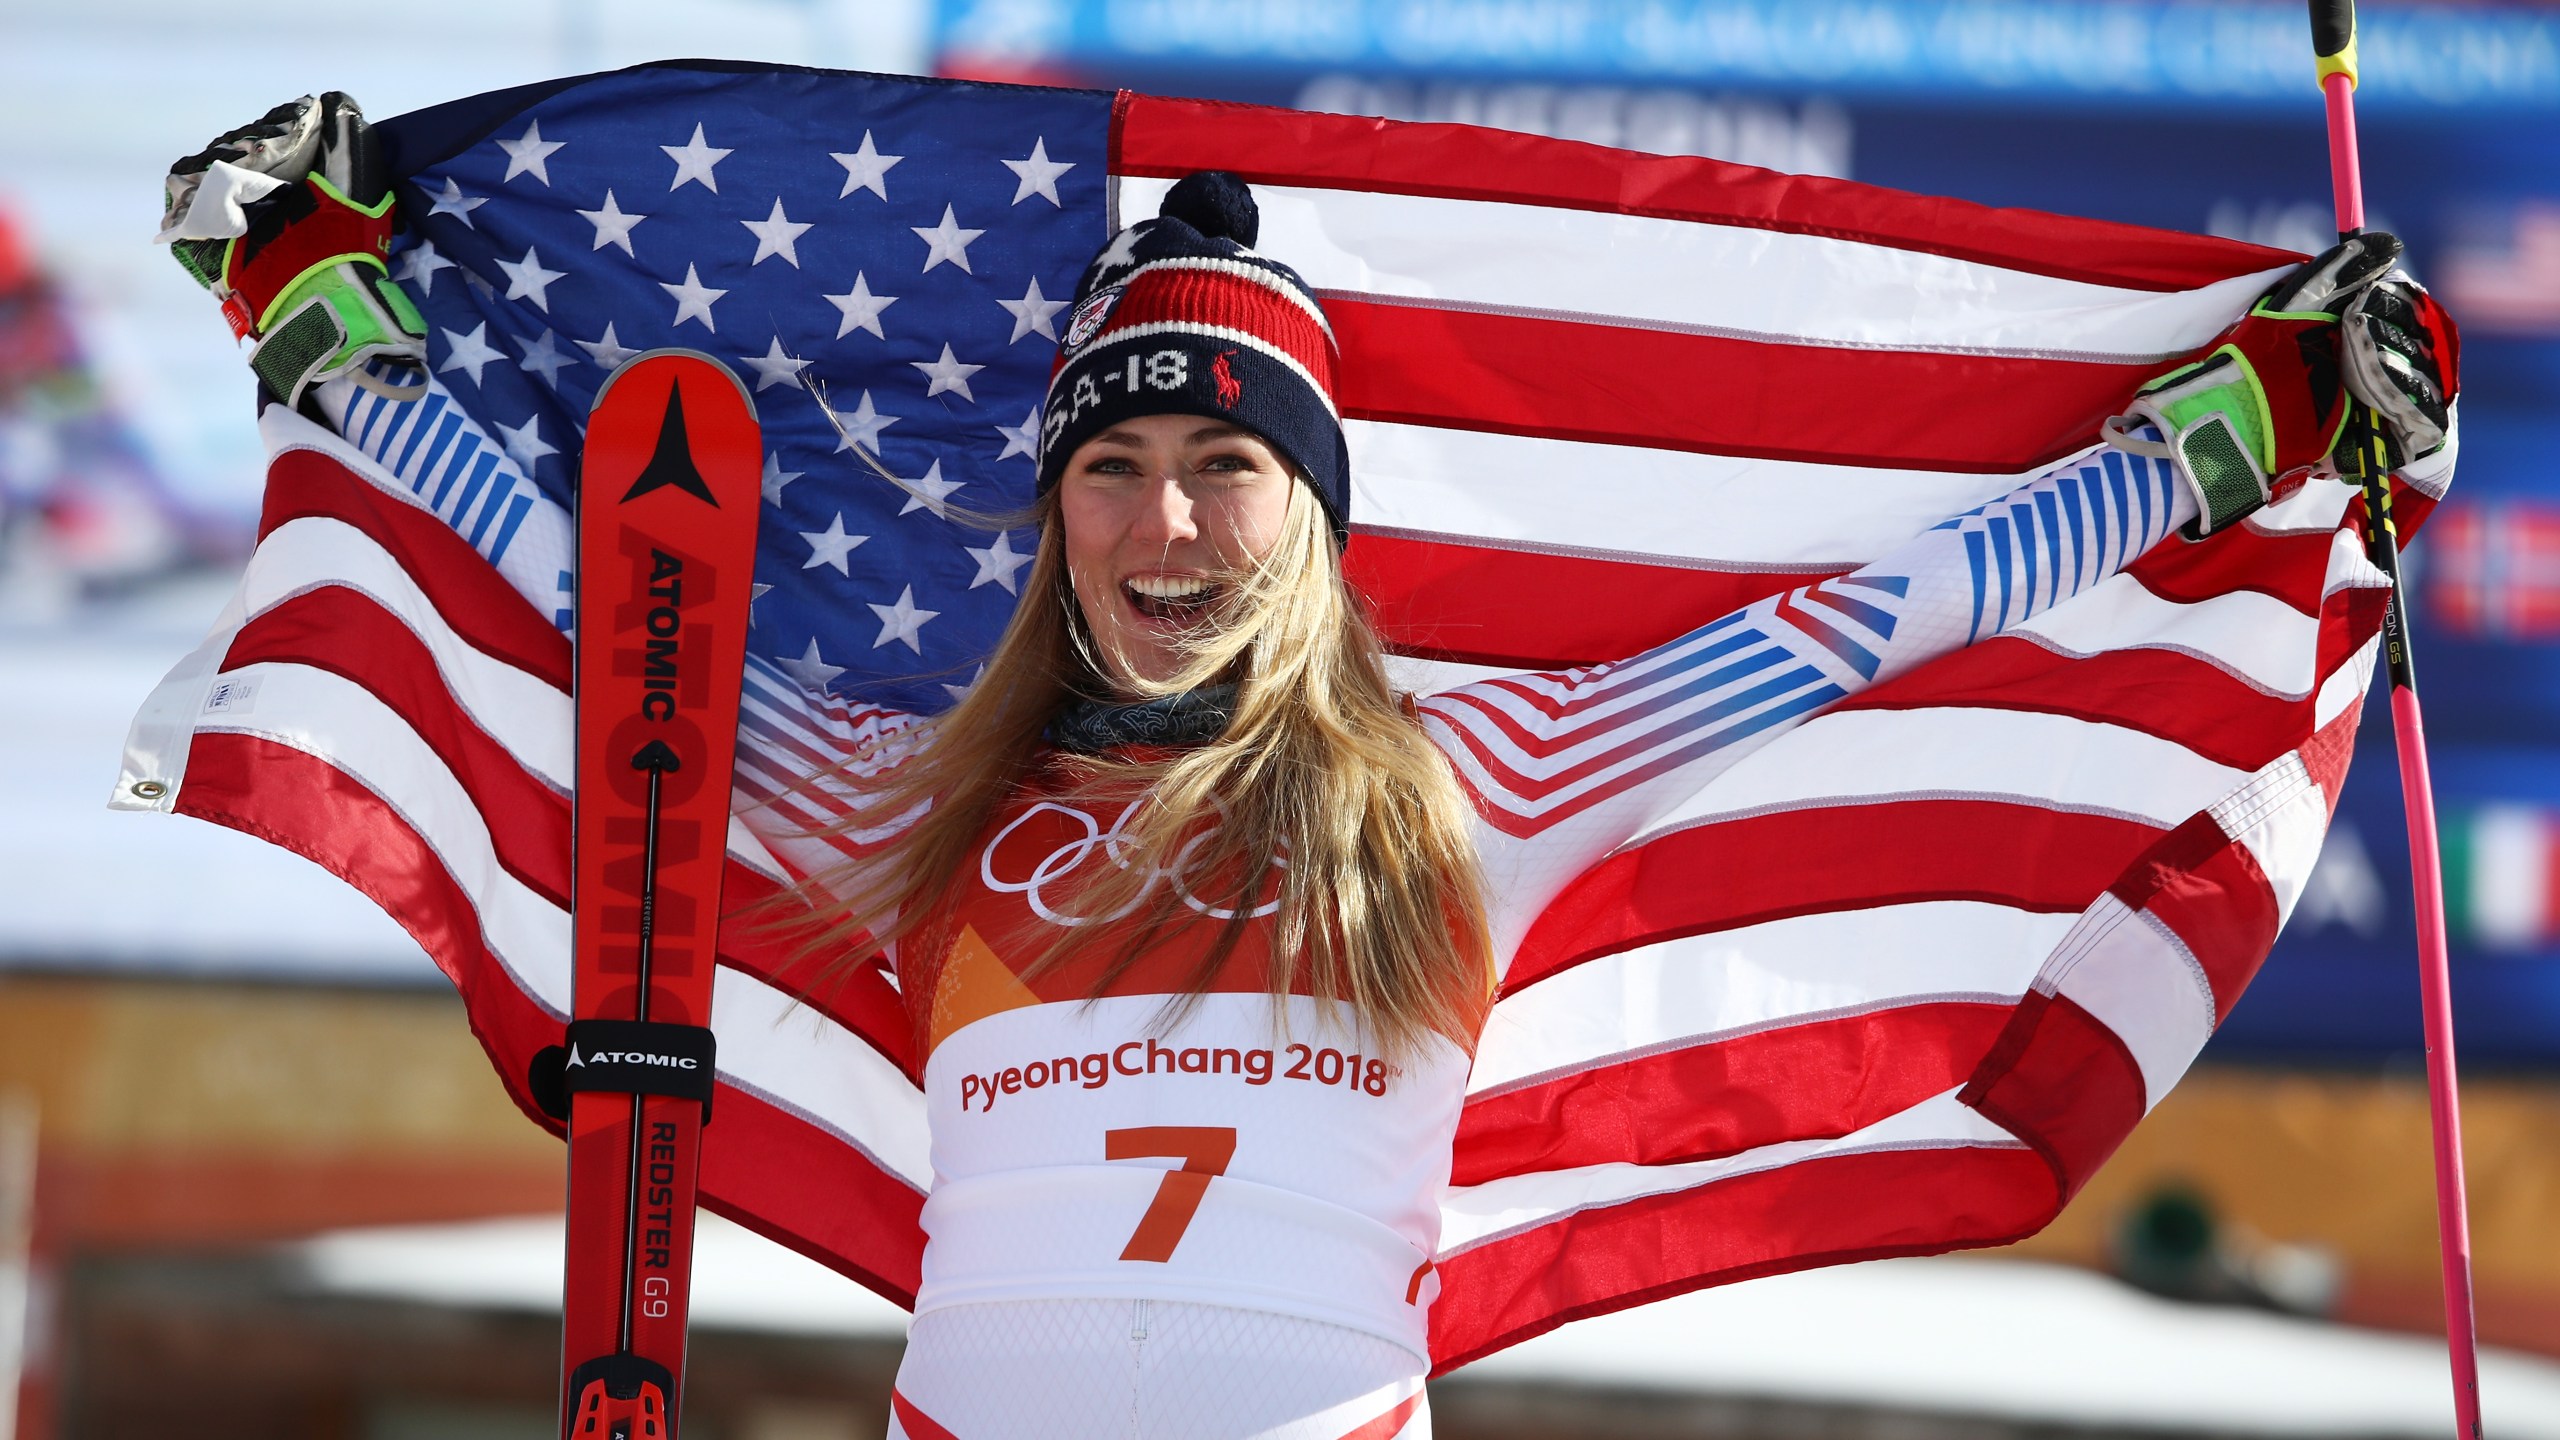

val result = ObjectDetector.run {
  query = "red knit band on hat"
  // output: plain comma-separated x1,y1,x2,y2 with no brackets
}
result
1079,267,1338,399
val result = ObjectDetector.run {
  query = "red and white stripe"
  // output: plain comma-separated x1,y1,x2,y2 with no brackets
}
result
1110,94,2309,670
118,418,937,1308
123,91,2430,1374
1063,255,1343,404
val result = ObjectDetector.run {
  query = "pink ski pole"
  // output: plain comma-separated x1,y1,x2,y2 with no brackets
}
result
2307,4,2484,1434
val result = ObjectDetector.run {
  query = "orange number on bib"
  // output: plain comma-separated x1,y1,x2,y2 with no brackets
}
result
1104,1125,1237,1262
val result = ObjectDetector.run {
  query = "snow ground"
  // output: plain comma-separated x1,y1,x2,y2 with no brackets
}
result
296,1212,2560,1436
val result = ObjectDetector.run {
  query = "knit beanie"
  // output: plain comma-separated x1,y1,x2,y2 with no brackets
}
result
1036,171,1350,545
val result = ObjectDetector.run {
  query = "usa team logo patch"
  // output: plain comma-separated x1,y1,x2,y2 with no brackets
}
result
1064,284,1124,354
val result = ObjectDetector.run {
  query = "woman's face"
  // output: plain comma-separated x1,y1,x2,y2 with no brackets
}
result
1058,413,1297,689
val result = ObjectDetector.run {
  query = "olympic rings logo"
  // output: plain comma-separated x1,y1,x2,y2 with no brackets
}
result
978,799,1282,928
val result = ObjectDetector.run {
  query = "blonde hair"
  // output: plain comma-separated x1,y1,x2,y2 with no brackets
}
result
786,481,1494,1057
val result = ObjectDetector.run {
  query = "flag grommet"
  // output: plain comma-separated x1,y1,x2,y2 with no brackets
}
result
130,780,167,800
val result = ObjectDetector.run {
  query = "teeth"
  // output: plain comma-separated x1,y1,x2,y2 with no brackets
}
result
1127,575,1212,600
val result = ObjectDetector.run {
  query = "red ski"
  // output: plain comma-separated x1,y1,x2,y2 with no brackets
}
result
535,350,761,1440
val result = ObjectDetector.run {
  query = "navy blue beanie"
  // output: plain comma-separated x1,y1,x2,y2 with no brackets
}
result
1036,172,1350,545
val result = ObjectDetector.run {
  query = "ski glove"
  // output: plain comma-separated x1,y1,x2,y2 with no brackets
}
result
156,92,425,409
2342,264,2460,471
2113,230,2457,539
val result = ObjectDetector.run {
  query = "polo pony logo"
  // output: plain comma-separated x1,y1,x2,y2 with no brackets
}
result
1212,349,1242,409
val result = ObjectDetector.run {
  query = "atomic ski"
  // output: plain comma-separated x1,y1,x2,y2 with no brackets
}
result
538,350,761,1440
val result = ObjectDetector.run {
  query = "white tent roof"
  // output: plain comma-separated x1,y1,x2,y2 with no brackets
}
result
295,1213,2560,1437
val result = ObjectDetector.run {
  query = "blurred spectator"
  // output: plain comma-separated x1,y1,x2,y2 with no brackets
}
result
0,203,236,614
2112,1181,2346,1318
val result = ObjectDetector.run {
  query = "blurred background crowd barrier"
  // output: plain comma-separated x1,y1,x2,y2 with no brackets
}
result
4,1,2559,1436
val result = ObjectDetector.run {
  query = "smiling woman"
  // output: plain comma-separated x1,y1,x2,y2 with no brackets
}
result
789,173,1496,1072
774,172,1498,1437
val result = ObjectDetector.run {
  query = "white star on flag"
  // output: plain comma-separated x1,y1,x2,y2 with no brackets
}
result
577,191,647,255
777,637,846,691
911,343,985,401
496,245,567,311
577,322,640,370
516,328,576,388
831,390,897,453
393,240,456,294
942,665,986,705
496,119,566,185
868,585,939,652
912,206,985,274
437,323,505,385
663,123,732,193
742,198,814,268
994,408,1041,461
1090,226,1142,279
427,177,487,227
965,531,1035,594
998,275,1066,343
1002,138,1076,206
823,273,897,339
494,412,558,470
897,459,965,518
831,131,903,200
761,453,803,506
740,337,811,391
750,581,773,623
660,263,727,331
799,513,869,574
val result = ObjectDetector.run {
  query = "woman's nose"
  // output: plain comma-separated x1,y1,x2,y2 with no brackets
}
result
1128,472,1198,545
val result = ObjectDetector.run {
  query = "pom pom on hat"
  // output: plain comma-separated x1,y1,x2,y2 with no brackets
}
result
1157,170,1259,247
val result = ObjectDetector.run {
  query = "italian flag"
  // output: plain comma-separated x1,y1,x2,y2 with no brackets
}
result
2443,806,2560,951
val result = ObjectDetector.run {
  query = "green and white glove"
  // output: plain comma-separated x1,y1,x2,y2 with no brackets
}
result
157,92,425,408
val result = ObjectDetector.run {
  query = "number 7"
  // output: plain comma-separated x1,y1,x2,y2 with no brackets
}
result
1104,1125,1237,1262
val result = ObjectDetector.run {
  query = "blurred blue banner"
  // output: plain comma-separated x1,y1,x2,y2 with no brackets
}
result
2227,740,2560,1068
939,0,2560,112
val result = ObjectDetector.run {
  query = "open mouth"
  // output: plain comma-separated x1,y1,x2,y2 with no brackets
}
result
1123,574,1220,621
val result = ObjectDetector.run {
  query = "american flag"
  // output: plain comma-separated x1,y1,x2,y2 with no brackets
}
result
117,63,2437,1371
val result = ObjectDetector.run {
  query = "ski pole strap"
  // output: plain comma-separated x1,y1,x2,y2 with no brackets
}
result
529,1020,718,1123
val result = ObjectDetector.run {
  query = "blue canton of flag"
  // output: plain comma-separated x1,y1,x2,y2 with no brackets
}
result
376,66,1115,712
